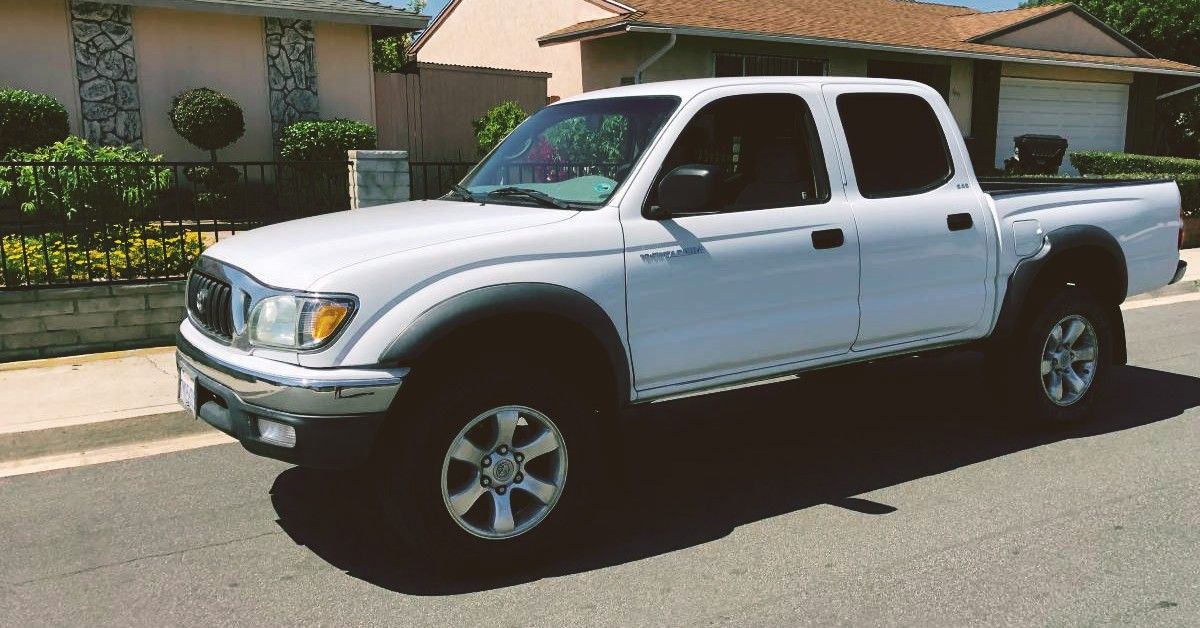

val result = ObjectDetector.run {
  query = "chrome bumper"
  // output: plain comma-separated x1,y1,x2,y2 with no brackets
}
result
175,332,406,416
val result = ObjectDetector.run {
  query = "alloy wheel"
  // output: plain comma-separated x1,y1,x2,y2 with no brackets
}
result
440,406,568,540
1040,314,1099,406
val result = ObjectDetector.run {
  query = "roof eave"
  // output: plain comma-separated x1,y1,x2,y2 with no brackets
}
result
117,0,429,29
543,22,1200,77
967,2,1154,59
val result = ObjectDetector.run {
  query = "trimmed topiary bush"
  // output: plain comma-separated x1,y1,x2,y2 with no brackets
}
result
1070,151,1200,176
169,88,245,161
472,102,528,157
0,88,70,157
278,119,377,161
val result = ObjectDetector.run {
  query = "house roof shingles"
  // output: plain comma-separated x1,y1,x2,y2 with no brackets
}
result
540,0,1200,76
124,0,428,28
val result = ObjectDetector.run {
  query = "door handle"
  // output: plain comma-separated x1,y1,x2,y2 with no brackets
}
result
812,228,844,250
947,213,974,231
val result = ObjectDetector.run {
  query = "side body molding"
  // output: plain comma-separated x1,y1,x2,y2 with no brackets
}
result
380,283,632,405
992,225,1129,364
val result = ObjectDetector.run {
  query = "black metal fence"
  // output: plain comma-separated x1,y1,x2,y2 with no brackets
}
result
0,160,350,289
410,161,475,200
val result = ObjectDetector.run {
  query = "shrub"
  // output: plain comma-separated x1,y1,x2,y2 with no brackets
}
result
184,164,240,189
1070,151,1200,176
1,225,204,287
0,88,70,157
0,136,172,221
472,102,527,157
169,88,245,161
278,119,377,161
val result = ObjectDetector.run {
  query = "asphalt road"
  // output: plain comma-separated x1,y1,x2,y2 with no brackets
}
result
2,299,1198,627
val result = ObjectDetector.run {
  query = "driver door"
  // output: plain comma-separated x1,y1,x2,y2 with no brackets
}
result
620,86,861,392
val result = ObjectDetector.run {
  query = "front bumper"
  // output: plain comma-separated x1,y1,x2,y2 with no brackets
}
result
176,331,407,469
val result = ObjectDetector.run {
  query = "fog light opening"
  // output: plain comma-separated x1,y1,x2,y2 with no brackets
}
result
256,418,297,448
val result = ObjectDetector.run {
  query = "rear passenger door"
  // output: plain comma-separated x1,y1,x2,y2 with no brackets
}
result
822,85,991,350
621,86,860,392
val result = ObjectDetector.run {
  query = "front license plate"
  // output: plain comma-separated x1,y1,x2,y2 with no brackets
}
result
178,369,197,418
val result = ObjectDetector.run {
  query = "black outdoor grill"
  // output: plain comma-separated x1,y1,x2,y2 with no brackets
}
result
1005,134,1069,175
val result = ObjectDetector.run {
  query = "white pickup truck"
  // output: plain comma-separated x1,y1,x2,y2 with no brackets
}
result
176,77,1187,567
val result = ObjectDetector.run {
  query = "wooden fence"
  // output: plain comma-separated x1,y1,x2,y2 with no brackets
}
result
375,63,550,162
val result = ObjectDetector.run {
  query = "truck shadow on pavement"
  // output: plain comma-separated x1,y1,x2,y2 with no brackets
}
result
269,353,1200,595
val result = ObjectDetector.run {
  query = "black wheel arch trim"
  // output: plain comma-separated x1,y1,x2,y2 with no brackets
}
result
991,225,1128,364
380,283,633,406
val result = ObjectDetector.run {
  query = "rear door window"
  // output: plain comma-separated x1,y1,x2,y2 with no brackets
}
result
836,93,953,198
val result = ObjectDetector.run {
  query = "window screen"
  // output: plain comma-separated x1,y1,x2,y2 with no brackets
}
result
836,93,953,198
714,53,826,77
650,93,830,213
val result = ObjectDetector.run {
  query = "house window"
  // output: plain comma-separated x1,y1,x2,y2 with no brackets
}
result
866,60,952,102
714,53,827,78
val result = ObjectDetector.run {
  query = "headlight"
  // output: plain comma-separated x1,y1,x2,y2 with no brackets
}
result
248,295,355,350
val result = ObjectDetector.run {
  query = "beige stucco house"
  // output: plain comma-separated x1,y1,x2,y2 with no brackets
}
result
415,0,1200,171
0,0,426,161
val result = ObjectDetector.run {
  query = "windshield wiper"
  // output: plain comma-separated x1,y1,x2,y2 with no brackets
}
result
449,184,478,202
487,187,574,210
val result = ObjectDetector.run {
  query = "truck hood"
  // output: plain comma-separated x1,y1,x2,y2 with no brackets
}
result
201,200,578,288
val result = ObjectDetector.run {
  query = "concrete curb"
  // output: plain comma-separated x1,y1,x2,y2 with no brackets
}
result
1127,277,1199,302
0,408,217,464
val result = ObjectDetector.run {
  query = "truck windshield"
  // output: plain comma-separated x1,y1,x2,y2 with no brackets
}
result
455,96,680,208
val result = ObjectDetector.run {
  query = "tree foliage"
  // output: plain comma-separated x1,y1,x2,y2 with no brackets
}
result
472,102,528,156
372,0,427,73
0,136,172,221
0,89,70,157
543,116,629,164
168,88,246,160
1018,0,1200,155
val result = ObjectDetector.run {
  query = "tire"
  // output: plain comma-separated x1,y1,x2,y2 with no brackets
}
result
1002,288,1113,427
373,352,601,572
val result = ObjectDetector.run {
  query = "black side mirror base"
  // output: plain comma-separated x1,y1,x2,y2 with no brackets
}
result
642,205,673,221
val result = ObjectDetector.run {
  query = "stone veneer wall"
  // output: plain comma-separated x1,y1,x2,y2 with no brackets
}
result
69,1,143,147
264,17,319,143
0,282,185,362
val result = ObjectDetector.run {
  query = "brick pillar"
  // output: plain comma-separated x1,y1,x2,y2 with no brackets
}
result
348,150,411,209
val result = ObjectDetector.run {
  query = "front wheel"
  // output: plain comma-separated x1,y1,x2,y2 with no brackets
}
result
373,355,601,571
1003,288,1113,427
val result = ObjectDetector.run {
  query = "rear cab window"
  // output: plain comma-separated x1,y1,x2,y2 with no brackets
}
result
836,92,954,198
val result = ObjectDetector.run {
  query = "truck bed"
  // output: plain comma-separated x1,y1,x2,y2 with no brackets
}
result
979,177,1174,197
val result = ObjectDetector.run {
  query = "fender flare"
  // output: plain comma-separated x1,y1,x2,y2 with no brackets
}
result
380,283,632,405
992,225,1128,364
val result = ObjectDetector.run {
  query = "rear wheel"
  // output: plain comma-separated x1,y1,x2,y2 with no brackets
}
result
374,354,600,571
1003,288,1112,427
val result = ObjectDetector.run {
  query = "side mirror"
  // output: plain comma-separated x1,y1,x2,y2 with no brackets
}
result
644,164,720,220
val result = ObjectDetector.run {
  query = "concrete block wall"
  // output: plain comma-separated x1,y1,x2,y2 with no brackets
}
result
349,150,411,209
0,282,186,362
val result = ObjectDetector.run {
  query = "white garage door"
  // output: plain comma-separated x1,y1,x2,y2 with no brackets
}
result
995,77,1129,173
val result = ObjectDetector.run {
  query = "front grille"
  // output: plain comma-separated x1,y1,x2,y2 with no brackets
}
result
187,272,234,340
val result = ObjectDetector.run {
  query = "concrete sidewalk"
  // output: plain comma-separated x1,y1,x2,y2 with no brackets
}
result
0,347,228,472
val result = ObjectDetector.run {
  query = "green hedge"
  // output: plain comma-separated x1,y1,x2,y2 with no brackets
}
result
1071,151,1200,176
0,89,70,157
278,119,377,162
1,225,203,287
